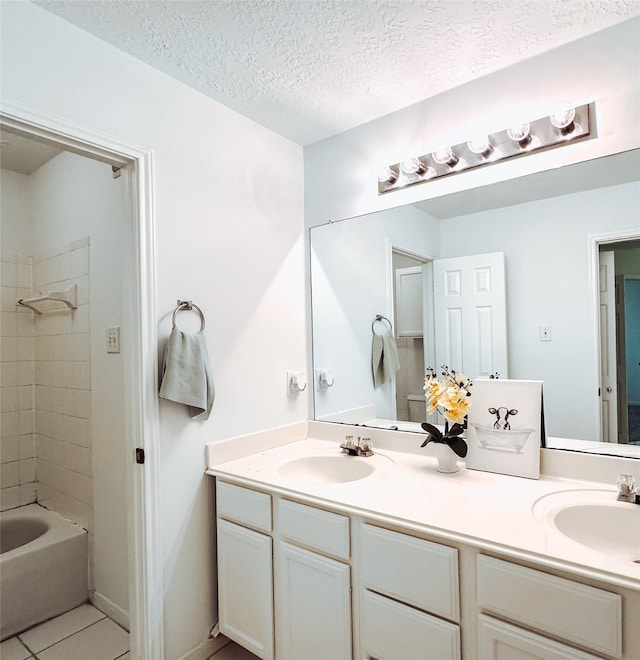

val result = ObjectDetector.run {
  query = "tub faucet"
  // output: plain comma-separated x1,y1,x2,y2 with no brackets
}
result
340,435,374,457
616,473,639,504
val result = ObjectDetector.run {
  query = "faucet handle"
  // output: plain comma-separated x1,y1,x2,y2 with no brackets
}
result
340,435,358,455
616,473,637,502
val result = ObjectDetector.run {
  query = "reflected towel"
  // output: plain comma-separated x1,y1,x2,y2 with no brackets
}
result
159,327,214,420
372,330,400,387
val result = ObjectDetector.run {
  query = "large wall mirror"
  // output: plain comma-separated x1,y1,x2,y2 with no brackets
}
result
310,150,640,457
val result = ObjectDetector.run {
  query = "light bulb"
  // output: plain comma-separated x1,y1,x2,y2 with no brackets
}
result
507,123,531,146
400,158,427,176
432,147,458,167
467,136,492,156
377,166,397,184
549,106,576,133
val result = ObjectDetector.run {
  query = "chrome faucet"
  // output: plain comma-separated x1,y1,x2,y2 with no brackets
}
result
340,435,374,457
616,473,639,504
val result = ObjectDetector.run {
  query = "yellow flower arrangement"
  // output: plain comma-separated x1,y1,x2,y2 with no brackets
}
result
420,366,472,458
424,366,472,425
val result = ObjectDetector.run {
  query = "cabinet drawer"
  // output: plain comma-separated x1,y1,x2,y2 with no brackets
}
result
478,614,601,660
217,480,272,532
360,524,459,622
278,499,350,560
477,555,621,658
361,590,460,660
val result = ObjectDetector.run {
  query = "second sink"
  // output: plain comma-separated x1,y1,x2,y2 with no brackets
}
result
533,489,640,562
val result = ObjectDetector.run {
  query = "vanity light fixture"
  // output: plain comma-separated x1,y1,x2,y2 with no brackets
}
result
377,165,398,184
378,102,592,195
506,122,532,147
549,106,577,134
467,136,493,156
400,157,427,176
431,147,459,167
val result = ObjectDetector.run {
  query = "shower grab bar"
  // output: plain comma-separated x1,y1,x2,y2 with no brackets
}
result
17,284,78,314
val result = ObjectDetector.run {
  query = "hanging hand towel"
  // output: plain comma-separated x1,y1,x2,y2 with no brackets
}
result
372,330,400,387
159,327,214,420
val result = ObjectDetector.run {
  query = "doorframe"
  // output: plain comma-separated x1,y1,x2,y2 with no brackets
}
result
0,100,163,658
588,228,640,444
387,242,435,421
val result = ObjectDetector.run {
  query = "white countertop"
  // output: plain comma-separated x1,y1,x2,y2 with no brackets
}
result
206,433,640,590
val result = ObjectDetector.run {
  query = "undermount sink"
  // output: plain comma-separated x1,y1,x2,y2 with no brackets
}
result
533,489,640,562
277,453,392,485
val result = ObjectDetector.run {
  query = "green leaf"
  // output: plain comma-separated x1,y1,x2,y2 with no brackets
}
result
447,436,468,458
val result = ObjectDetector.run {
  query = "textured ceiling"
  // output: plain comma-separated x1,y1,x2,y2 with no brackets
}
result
32,0,640,146
0,130,62,175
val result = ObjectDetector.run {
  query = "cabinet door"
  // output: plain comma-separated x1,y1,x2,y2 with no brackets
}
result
361,590,460,660
217,519,274,660
276,541,352,660
478,615,602,660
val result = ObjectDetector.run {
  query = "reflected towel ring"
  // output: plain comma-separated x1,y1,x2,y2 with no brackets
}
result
172,300,205,332
372,314,392,335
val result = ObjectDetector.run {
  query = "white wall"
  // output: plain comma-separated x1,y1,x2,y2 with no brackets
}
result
304,17,640,226
1,2,306,658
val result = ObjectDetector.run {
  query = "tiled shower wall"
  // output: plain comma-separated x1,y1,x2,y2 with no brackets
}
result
0,238,92,529
1,254,36,510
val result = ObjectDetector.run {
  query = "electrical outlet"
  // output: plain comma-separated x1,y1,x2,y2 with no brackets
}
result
106,327,121,353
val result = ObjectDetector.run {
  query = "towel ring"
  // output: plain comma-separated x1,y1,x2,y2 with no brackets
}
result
172,300,205,332
372,314,392,335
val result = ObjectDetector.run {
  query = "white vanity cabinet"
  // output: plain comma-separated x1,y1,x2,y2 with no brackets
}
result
216,481,353,660
275,499,352,660
215,477,637,660
358,523,461,660
216,481,274,660
476,555,623,660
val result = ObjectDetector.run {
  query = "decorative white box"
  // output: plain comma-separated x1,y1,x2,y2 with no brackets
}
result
466,379,544,479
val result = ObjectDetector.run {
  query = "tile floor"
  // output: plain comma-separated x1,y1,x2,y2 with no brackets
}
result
1,604,129,660
0,602,258,660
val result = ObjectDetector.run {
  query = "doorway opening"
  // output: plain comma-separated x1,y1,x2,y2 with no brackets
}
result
390,247,432,423
0,103,161,658
596,234,640,444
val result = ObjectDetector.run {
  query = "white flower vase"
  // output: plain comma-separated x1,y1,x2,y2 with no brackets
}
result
436,443,459,473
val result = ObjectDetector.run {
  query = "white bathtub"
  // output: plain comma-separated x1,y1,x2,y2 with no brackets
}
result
0,504,88,640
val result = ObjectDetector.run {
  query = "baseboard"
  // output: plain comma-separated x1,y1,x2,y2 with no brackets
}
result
178,634,231,660
91,591,129,631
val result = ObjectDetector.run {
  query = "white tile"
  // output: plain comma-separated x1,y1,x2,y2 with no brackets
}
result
36,617,129,660
64,443,91,476
1,361,18,387
1,311,18,337
0,636,33,660
1,386,18,413
19,457,36,483
1,435,20,463
0,485,20,510
19,482,37,505
1,461,20,487
17,262,32,288
18,604,105,653
1,259,17,286
0,336,18,362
